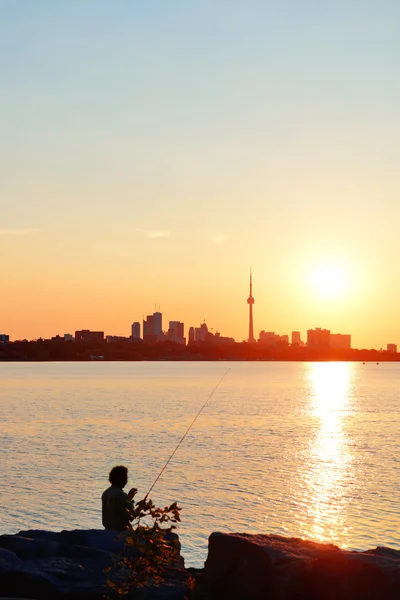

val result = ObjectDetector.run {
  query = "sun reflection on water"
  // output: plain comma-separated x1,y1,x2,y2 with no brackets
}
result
294,362,355,546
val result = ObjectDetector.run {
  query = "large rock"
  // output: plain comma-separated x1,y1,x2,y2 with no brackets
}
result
0,529,188,600
0,548,21,574
200,532,400,600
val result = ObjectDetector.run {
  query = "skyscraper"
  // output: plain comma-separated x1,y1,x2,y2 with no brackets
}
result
143,315,154,342
292,331,301,346
131,322,141,340
143,312,163,342
247,270,255,343
307,328,331,350
153,312,162,337
330,333,351,350
167,321,185,344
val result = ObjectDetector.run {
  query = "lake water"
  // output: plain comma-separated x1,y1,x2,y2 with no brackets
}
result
1,361,400,566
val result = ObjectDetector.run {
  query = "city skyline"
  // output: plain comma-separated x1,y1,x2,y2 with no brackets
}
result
1,268,398,353
1,2,400,349
2,269,399,349
3,298,397,353
4,322,399,354
0,264,398,350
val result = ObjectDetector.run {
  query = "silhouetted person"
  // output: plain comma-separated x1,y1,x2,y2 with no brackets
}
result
102,465,137,530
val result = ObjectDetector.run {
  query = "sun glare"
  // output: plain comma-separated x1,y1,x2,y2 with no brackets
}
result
312,264,348,298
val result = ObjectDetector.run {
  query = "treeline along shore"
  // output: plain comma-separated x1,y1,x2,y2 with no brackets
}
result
0,339,399,362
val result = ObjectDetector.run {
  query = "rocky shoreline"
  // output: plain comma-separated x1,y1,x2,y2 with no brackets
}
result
1,529,400,599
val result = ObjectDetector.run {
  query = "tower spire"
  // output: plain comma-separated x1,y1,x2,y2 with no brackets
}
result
247,268,255,343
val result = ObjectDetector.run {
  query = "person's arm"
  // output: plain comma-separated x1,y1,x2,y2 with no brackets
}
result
128,487,138,500
126,488,138,521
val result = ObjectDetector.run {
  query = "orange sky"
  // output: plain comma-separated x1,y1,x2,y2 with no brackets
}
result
1,2,399,349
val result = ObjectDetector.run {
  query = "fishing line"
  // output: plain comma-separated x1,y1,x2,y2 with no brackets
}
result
145,368,230,499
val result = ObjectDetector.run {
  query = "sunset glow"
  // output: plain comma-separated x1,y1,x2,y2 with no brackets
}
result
2,1,400,576
312,264,349,299
1,2,399,350
295,362,354,545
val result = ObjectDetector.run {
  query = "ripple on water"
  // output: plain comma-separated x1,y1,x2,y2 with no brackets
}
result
1,361,400,565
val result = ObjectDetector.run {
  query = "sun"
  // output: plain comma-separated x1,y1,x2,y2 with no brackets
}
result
312,264,348,298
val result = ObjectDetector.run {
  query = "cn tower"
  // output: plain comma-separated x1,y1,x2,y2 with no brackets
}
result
247,269,255,343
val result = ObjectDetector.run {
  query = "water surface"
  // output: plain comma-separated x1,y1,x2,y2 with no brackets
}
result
1,361,399,566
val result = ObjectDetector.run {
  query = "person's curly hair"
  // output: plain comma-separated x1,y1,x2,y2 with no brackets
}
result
109,465,128,486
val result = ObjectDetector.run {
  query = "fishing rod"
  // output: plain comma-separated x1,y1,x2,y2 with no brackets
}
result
145,368,230,499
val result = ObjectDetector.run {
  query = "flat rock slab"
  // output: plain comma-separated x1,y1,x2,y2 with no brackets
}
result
200,532,400,600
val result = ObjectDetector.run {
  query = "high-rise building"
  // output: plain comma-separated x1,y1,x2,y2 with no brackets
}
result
247,270,255,343
167,321,185,344
143,312,163,342
330,334,351,350
188,322,234,344
307,328,331,350
198,322,209,341
387,343,397,353
143,315,154,342
0,334,10,345
258,331,276,345
192,322,209,342
143,315,154,339
153,312,162,337
131,322,141,340
212,332,235,344
291,331,301,346
258,331,289,346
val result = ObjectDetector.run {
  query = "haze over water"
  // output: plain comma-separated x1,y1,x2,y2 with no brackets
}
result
1,361,399,566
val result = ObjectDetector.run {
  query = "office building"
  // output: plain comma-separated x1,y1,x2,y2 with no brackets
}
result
291,331,302,346
258,331,276,346
331,334,351,350
258,331,289,346
131,322,141,340
143,315,154,341
213,332,235,344
189,321,234,344
143,312,164,343
387,343,397,353
194,322,209,342
75,330,104,342
307,328,331,350
0,334,10,345
167,321,185,344
153,312,162,336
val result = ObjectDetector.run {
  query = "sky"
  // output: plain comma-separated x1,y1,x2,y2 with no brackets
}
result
1,0,399,348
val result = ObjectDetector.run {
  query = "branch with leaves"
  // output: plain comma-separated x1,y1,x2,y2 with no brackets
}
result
105,497,184,598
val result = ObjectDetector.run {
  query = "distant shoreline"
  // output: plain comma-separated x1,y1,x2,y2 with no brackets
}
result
1,360,400,365
0,339,399,363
